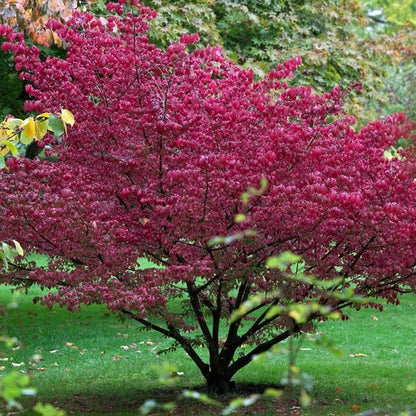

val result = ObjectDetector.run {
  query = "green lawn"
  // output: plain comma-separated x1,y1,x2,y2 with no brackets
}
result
1,285,415,415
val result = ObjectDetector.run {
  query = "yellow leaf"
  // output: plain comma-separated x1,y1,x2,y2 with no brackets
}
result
1,128,14,141
22,117,36,141
12,240,23,256
61,109,75,127
35,119,48,140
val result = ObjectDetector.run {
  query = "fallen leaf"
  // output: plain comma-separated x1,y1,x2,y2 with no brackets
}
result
112,355,122,361
351,404,362,411
334,387,343,393
32,354,43,362
12,362,25,367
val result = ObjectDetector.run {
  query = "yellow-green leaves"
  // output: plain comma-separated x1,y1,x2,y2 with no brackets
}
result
240,177,268,206
266,251,301,271
0,109,74,169
61,109,75,127
20,117,36,144
0,240,23,271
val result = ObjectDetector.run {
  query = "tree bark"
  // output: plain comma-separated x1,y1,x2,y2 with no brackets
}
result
206,372,237,394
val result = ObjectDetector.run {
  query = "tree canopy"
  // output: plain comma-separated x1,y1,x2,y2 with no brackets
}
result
1,0,415,393
0,0,414,121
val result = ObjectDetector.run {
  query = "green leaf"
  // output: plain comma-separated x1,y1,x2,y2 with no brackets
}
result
222,395,260,415
3,140,18,155
47,114,65,137
234,213,246,223
33,402,66,416
7,118,22,130
263,388,283,398
230,295,263,322
265,304,283,320
20,129,34,145
266,251,301,270
182,390,221,406
0,250,7,270
2,242,13,262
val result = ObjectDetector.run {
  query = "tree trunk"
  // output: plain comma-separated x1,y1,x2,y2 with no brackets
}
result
206,372,237,394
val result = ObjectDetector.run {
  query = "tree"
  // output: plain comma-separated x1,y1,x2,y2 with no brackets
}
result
0,0,76,118
137,0,415,122
358,0,416,121
1,0,416,393
0,0,80,46
362,0,416,32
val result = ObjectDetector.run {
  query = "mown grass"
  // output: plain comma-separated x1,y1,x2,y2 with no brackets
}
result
1,285,415,415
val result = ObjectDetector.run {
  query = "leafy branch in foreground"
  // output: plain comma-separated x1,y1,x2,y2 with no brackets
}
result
0,108,74,168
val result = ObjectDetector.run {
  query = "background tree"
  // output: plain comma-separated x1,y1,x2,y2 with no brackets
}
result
359,0,416,121
0,0,91,118
0,0,79,46
134,0,415,122
362,0,416,31
1,1,416,393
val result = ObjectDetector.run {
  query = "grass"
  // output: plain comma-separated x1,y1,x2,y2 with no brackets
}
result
1,285,416,415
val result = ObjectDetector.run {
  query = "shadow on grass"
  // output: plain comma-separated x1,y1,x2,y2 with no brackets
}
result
40,383,292,416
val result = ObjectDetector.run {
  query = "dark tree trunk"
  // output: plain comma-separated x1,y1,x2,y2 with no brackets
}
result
206,372,237,394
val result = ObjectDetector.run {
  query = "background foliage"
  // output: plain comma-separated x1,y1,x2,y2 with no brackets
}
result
135,0,415,122
0,0,414,122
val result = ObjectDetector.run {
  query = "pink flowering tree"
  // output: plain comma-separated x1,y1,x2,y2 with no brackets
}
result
1,0,416,393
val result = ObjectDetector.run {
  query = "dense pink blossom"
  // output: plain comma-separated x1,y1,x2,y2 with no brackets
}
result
1,1,415,391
